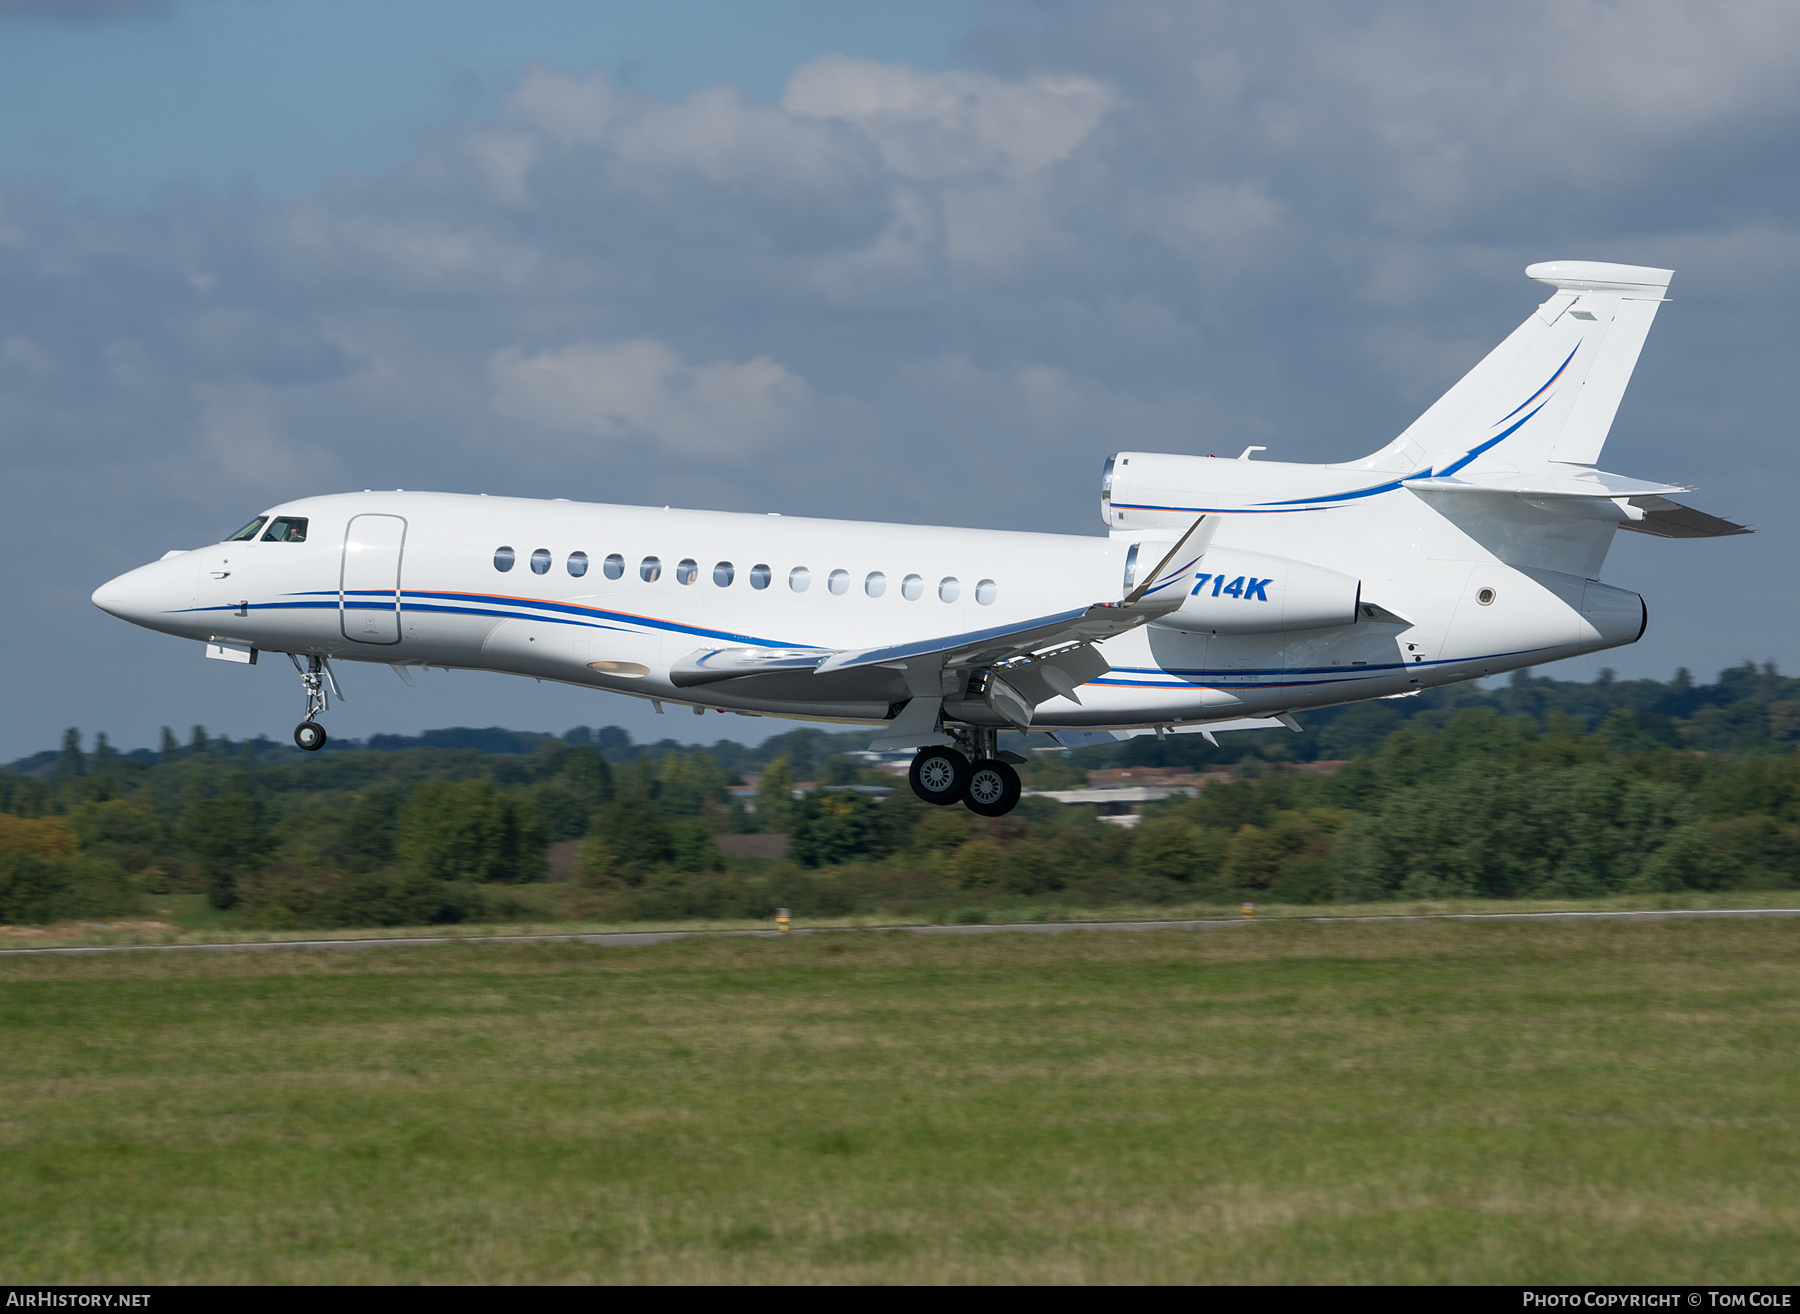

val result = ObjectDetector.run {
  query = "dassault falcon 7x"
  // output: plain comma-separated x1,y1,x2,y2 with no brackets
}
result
93,261,1748,816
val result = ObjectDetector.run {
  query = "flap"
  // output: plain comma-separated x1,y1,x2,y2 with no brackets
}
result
1049,715,1299,749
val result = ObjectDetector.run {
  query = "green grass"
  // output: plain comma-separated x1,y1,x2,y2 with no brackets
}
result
2,919,1797,1282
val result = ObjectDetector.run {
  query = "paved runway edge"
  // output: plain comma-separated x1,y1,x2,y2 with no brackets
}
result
3,906,1797,957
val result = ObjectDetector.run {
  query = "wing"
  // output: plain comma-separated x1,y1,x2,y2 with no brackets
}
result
668,516,1213,706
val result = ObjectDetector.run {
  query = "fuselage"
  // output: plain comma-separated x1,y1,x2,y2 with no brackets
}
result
91,486,1645,731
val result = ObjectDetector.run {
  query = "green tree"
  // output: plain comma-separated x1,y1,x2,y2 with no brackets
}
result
66,799,161,855
585,796,672,883
1129,814,1229,884
655,749,726,818
788,789,908,868
950,838,1004,890
0,851,141,924
996,840,1064,895
396,779,547,883
559,746,615,809
757,756,795,833
340,790,401,870
178,795,273,908
667,819,723,873
55,728,84,779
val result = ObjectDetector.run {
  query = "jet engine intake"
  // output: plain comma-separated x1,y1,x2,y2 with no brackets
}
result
1151,550,1361,636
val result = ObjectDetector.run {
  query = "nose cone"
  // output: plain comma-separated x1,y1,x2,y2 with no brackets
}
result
92,555,192,631
91,575,132,619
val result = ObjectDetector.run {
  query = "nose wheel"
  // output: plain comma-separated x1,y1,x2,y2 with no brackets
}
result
287,653,342,753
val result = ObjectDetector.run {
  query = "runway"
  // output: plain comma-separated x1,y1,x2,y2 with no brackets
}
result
2,905,1796,957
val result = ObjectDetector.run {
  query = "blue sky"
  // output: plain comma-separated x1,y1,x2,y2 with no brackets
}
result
0,1,1047,200
2,0,1797,759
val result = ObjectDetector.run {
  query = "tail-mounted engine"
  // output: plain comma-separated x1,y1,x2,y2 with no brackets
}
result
1122,540,1361,636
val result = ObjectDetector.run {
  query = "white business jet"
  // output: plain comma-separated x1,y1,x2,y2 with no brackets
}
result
93,261,1746,816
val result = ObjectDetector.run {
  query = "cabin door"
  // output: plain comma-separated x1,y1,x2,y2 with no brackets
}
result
340,514,406,645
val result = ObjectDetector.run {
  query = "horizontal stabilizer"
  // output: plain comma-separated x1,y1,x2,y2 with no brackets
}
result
1403,469,1689,499
1617,496,1752,539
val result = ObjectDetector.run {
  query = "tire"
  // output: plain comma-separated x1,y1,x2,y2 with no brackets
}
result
963,759,1022,817
294,721,328,752
909,747,970,805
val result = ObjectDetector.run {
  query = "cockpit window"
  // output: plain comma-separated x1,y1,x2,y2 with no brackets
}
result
225,517,267,542
261,517,308,543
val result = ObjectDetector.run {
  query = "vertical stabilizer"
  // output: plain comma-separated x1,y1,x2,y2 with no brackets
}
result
1349,261,1672,477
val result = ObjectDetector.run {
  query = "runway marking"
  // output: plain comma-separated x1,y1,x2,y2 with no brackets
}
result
2,907,1796,957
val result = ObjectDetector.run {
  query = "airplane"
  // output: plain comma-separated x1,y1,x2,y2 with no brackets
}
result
92,260,1748,817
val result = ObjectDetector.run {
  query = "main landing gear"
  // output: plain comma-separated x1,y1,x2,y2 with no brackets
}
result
288,653,341,752
908,735,1023,817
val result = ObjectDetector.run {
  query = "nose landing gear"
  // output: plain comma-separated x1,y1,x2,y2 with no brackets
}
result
288,653,342,752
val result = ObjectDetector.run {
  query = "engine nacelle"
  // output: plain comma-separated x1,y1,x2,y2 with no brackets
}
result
1141,547,1362,636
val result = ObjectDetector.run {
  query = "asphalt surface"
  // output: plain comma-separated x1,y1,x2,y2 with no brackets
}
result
2,906,1796,957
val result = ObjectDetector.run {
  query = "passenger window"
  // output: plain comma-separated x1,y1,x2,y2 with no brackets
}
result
225,517,268,543
676,558,699,585
789,566,810,592
603,553,624,580
530,548,552,575
713,561,734,587
494,546,516,573
749,563,771,590
828,569,849,595
938,576,960,603
865,571,886,598
261,517,308,543
902,574,923,601
568,551,589,578
640,556,662,583
976,579,997,605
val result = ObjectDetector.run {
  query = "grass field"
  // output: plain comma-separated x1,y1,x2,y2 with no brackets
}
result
2,919,1797,1283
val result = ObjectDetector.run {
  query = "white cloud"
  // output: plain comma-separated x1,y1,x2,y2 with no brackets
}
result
783,55,1115,181
193,382,341,493
506,61,623,146
0,333,53,373
488,339,810,459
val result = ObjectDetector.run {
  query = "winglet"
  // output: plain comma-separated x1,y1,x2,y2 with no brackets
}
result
1124,515,1212,605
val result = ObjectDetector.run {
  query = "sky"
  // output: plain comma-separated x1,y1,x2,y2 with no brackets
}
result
2,0,1797,760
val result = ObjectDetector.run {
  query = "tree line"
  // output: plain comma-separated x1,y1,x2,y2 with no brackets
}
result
2,663,1797,927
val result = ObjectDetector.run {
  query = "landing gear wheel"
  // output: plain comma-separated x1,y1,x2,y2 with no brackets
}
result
909,747,971,806
294,721,328,752
963,759,1022,817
